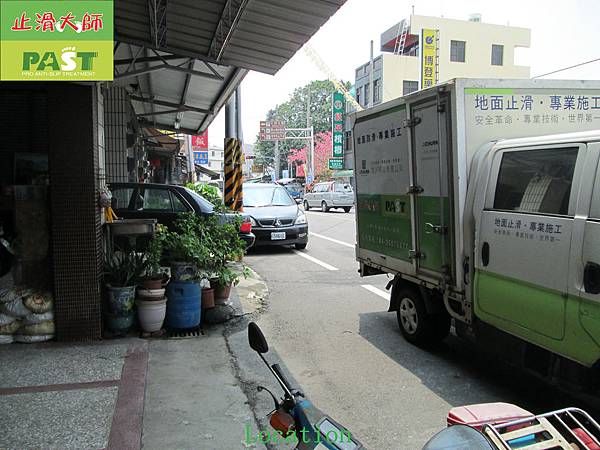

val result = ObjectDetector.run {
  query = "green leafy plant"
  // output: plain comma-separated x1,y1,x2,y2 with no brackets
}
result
143,224,169,280
104,249,146,287
211,266,247,287
161,213,211,280
160,210,250,285
186,182,223,209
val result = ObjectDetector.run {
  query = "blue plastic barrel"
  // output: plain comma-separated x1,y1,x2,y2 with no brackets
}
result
166,280,201,328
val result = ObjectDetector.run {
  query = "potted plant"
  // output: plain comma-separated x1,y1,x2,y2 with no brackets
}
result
139,224,170,291
203,214,251,303
163,213,210,281
103,249,145,316
209,265,251,303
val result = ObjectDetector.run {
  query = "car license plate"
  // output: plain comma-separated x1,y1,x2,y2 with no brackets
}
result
271,232,286,240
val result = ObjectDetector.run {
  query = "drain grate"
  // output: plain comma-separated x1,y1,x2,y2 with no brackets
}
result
166,325,205,339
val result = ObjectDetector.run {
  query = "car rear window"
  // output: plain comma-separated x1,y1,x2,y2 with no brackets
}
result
185,188,215,213
334,182,353,192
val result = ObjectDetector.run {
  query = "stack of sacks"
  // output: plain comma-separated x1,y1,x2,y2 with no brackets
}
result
0,288,54,343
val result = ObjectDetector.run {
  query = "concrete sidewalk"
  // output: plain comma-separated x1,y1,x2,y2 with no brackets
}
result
0,273,268,450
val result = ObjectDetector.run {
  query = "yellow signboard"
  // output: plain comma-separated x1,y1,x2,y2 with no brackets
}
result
420,28,438,89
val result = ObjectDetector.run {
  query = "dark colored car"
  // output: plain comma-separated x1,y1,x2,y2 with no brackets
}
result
109,183,255,248
243,183,308,249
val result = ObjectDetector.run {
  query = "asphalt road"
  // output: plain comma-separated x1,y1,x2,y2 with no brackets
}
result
229,208,594,450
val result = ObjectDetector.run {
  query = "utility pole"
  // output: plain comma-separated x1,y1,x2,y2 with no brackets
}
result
274,140,280,181
307,88,314,182
186,134,195,183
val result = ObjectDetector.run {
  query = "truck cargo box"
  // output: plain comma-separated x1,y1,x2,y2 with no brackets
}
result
352,78,600,294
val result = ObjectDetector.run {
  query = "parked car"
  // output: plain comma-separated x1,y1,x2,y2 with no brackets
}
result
243,183,308,249
281,182,304,201
303,181,354,212
109,183,255,248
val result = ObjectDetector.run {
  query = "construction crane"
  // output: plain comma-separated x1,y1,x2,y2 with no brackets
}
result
304,44,363,112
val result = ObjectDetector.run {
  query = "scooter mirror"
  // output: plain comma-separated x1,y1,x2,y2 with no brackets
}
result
248,322,269,354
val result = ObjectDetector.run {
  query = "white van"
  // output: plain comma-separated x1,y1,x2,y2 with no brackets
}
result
303,181,354,212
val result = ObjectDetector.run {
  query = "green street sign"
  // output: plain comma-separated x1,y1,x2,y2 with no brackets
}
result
332,91,345,157
1,1,114,81
329,158,344,170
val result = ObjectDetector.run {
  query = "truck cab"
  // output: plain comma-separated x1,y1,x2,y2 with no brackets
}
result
468,131,600,369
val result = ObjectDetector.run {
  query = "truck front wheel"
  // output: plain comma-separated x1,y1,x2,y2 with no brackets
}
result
395,287,450,346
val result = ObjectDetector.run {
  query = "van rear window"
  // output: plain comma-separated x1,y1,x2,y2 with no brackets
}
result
493,147,578,215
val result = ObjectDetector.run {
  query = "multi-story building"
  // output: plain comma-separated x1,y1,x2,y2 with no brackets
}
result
355,14,531,108
345,14,531,171
207,146,225,177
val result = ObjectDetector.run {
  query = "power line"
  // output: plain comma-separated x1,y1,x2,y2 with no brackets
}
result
532,57,600,79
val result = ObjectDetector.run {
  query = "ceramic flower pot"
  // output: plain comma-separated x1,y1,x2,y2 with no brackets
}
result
105,310,135,332
136,297,167,332
201,288,215,309
137,287,166,300
141,275,170,290
106,285,136,314
209,280,232,304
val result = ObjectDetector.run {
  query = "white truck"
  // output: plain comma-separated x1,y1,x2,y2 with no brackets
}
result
352,78,600,382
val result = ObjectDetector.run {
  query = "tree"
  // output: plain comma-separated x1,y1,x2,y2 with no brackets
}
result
288,131,333,180
254,79,350,174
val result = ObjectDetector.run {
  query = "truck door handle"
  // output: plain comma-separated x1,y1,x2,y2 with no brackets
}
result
584,262,600,294
482,242,490,267
425,223,448,235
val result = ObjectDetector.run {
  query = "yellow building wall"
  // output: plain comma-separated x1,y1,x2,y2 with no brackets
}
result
381,15,531,102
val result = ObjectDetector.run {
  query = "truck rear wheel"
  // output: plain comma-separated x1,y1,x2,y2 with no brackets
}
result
395,287,450,346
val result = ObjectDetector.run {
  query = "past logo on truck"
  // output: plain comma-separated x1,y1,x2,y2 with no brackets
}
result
1,1,114,81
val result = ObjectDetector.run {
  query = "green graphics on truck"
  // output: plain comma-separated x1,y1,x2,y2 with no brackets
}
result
353,104,412,261
1,0,114,81
463,87,600,158
332,92,345,157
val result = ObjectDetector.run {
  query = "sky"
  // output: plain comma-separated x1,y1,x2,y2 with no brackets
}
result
207,0,600,148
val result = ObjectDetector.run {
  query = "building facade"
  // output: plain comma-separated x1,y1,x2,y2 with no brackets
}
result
345,14,531,173
355,14,531,108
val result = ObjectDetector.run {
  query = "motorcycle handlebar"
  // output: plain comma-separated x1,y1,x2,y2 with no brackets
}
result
272,363,293,392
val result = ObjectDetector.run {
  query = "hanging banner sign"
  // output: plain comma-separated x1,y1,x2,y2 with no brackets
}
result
0,1,114,81
191,130,208,149
332,92,345,157
193,151,209,165
420,28,438,89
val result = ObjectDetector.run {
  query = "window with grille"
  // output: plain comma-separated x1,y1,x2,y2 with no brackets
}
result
450,40,466,62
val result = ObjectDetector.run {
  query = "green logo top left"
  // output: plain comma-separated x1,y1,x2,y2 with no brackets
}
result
1,0,114,81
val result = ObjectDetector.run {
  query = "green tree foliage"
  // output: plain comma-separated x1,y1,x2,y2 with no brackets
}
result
254,79,350,171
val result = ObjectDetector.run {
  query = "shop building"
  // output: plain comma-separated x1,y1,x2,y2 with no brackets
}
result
0,0,346,341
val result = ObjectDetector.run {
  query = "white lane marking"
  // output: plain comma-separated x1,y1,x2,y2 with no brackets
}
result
361,284,390,300
293,251,339,271
309,232,354,249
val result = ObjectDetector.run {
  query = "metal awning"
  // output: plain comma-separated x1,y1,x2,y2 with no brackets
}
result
114,0,346,135
195,164,221,180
